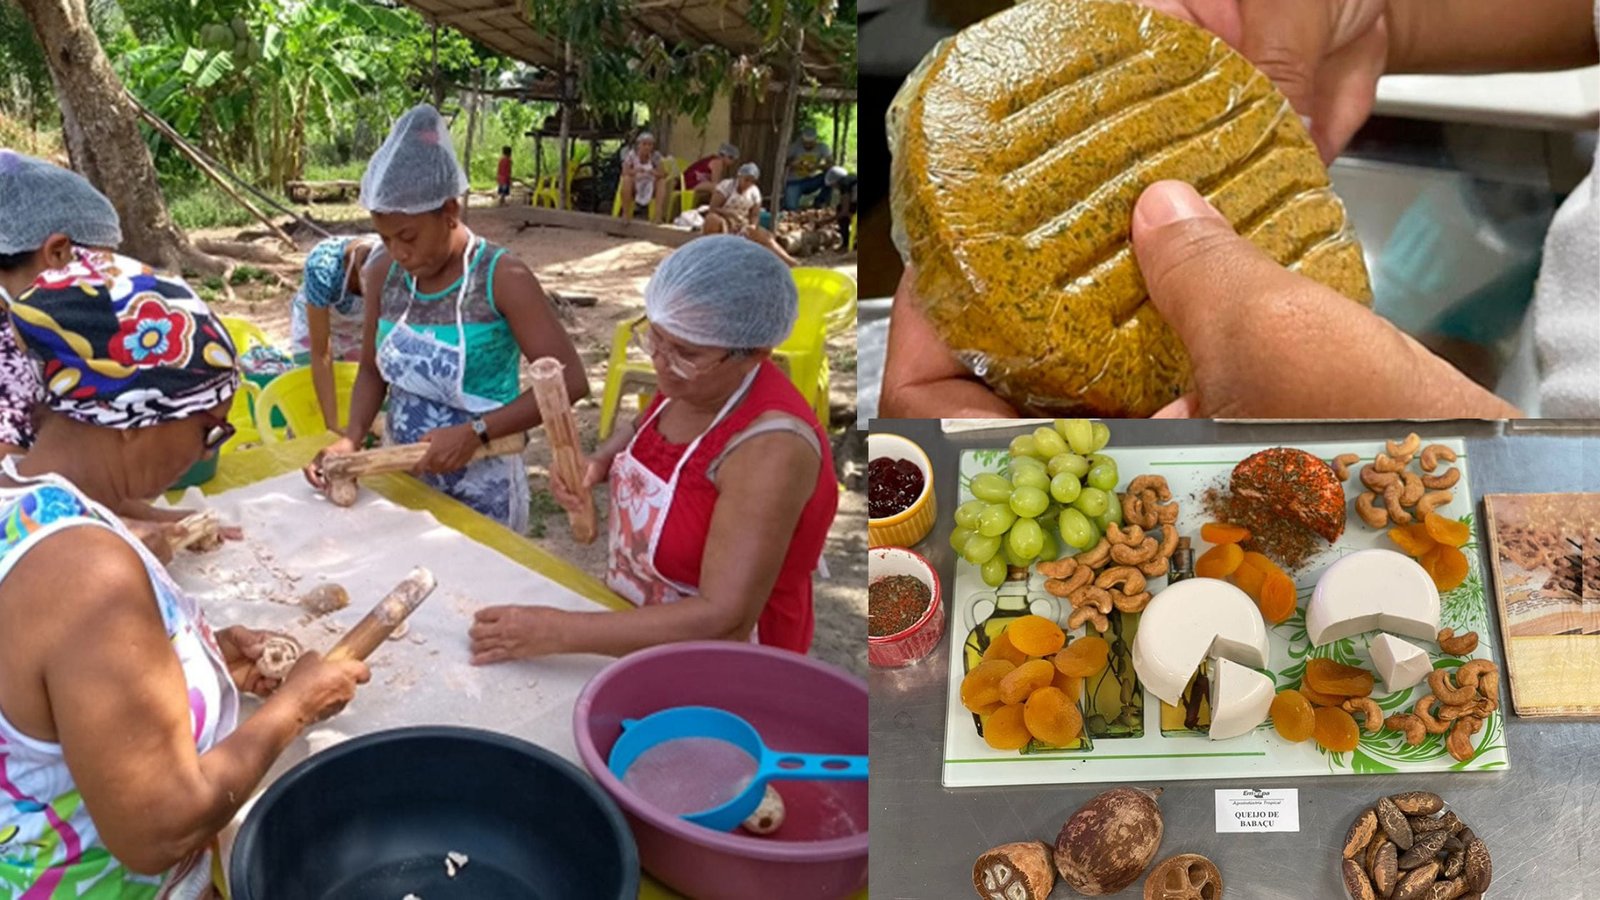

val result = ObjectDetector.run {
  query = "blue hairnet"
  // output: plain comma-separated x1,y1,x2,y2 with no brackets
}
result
645,236,797,349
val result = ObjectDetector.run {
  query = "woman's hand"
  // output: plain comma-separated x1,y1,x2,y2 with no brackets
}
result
304,436,359,491
468,605,569,665
276,650,370,725
549,453,613,515
416,423,481,475
216,625,284,696
124,518,175,565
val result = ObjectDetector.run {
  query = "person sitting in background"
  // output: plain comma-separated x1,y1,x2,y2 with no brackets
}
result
825,165,857,250
289,235,377,432
702,163,799,267
470,237,836,662
683,142,739,210
497,145,513,206
2,249,368,896
619,132,669,224
784,126,833,210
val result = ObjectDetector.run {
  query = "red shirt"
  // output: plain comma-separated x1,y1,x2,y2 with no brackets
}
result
628,361,836,654
683,155,718,190
497,156,512,185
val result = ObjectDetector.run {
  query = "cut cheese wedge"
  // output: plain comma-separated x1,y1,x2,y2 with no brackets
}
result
1132,578,1271,706
1208,656,1274,741
1306,549,1440,646
1370,633,1434,694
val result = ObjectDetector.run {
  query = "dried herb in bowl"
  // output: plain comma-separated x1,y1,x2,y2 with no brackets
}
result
870,575,933,637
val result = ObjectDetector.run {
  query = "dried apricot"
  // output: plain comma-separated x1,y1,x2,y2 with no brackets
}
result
960,659,1015,714
1053,635,1110,677
1052,669,1083,696
1387,522,1436,558
982,703,1031,750
1423,512,1470,548
1023,686,1084,746
981,629,1029,666
1200,522,1251,544
1312,705,1361,752
1304,657,1375,698
1258,571,1298,625
1269,689,1315,743
1420,543,1469,592
998,659,1056,705
1297,680,1349,707
1241,550,1287,580
1230,562,1266,600
1195,542,1244,579
1005,614,1066,656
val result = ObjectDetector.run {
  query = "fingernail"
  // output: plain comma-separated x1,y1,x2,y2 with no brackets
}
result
1300,114,1314,132
1135,181,1221,230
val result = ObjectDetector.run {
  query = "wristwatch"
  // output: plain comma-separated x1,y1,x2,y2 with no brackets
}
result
469,415,491,446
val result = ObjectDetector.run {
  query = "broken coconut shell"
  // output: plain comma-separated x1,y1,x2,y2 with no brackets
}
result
1054,786,1164,895
1145,853,1222,900
973,841,1055,900
888,0,1370,416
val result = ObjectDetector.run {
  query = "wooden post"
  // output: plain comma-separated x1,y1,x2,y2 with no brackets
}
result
839,100,851,169
831,99,840,160
558,42,572,210
769,26,804,221
530,357,597,543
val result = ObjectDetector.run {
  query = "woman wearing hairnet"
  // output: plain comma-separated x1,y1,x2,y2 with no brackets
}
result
304,105,588,531
469,236,837,662
701,162,801,267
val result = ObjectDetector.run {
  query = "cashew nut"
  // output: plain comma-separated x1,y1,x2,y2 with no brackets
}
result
1387,433,1422,458
1356,491,1389,529
1069,585,1114,614
1385,713,1426,746
1036,557,1078,579
1138,556,1170,578
1120,492,1143,527
1478,667,1501,706
1343,697,1384,733
1415,491,1454,518
1095,566,1146,595
1155,502,1179,525
1445,715,1481,762
1437,628,1479,656
1156,523,1179,558
1428,669,1479,706
1107,523,1144,546
1400,470,1425,507
1439,698,1495,721
1332,453,1360,481
1413,694,1450,735
1067,606,1109,632
1074,538,1111,569
1361,465,1400,492
1044,566,1093,597
1456,659,1497,693
1112,590,1152,614
1128,475,1171,502
1422,467,1460,490
1374,452,1410,474
1111,537,1160,566
1383,484,1413,525
1420,444,1457,473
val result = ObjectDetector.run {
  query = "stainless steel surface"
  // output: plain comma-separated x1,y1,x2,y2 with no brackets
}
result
870,419,1600,899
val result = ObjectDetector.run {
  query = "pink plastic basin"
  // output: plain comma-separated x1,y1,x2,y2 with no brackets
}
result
573,641,868,900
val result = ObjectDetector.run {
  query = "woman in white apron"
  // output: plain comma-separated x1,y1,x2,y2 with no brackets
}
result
469,237,838,662
2,260,367,897
304,105,589,531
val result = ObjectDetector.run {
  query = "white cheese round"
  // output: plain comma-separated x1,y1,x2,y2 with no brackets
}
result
1307,549,1440,647
1132,578,1271,707
1208,656,1275,741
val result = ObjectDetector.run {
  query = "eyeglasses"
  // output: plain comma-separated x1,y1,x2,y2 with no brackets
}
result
196,411,235,453
630,324,735,379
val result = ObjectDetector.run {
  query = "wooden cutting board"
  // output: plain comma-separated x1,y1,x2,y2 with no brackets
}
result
1482,492,1600,716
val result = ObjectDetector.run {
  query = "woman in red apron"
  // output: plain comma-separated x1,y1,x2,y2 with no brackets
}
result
470,236,836,660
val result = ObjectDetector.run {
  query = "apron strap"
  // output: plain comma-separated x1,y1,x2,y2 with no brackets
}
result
704,413,821,483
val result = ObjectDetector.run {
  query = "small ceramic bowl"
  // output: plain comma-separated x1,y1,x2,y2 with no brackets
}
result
868,547,945,667
866,433,936,548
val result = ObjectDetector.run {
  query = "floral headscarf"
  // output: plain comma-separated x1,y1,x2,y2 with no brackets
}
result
7,249,238,429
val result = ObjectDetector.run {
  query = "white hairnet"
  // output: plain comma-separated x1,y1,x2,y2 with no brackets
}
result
359,104,468,214
645,236,797,350
718,142,739,158
737,162,760,178
637,132,655,145
825,165,849,186
0,151,122,254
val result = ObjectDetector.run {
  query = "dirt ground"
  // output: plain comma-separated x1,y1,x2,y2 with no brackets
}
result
198,202,866,676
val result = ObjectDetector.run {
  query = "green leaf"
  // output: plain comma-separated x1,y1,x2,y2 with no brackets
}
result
1349,749,1397,774
192,50,234,89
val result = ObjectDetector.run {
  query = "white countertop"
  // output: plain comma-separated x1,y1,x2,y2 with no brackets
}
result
1374,67,1600,131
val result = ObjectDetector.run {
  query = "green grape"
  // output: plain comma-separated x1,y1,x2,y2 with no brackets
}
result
1041,501,1061,521
953,499,987,530
1089,421,1111,452
1011,466,1050,493
1073,486,1109,518
1009,485,1049,518
1050,471,1082,504
1007,517,1044,559
1058,508,1094,550
981,554,1008,587
1084,518,1102,549
971,473,1012,503
1095,493,1124,531
962,533,1001,565
1086,460,1119,492
1031,426,1068,459
1047,452,1091,478
1086,452,1116,468
1008,434,1039,459
1061,418,1095,455
950,526,975,554
1038,529,1059,562
1009,453,1046,472
1004,536,1034,567
978,503,1017,536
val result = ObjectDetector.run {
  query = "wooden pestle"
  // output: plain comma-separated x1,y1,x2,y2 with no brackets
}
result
320,434,527,507
166,509,222,552
325,568,437,663
529,356,598,543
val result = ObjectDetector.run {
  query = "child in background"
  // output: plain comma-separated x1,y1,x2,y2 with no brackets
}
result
497,146,513,206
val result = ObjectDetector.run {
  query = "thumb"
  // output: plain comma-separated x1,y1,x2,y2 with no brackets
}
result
1236,0,1329,121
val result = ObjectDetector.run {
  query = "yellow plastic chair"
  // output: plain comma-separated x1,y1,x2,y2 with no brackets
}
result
611,158,674,222
848,212,856,251
254,363,360,442
598,316,660,440
770,289,829,424
220,380,262,454
792,267,857,337
532,159,587,210
219,315,272,356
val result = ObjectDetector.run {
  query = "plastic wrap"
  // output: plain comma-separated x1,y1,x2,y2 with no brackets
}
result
888,0,1372,417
